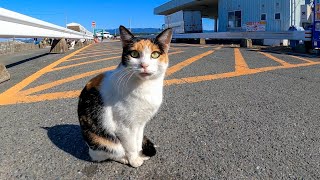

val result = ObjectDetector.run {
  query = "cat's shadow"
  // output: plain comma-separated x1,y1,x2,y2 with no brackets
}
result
42,124,91,162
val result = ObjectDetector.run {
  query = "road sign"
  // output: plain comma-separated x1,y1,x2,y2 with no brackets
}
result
92,21,96,28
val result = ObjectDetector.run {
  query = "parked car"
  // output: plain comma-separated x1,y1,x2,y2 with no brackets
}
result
102,32,114,39
95,31,114,39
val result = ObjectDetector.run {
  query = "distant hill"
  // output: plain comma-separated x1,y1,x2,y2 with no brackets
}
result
104,28,214,35
105,28,162,35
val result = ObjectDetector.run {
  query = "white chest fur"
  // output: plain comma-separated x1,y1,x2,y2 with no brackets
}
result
100,72,164,126
120,81,163,123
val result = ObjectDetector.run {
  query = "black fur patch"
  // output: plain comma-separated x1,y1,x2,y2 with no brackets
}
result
153,39,166,54
78,85,119,151
121,37,139,66
142,136,157,157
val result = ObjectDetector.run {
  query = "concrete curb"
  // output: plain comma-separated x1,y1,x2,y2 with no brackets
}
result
0,64,10,83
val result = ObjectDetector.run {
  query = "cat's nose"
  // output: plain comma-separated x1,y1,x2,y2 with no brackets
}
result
140,63,149,69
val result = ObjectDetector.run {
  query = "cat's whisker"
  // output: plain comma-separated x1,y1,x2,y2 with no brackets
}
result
109,68,127,81
115,71,127,95
123,71,134,95
117,71,128,96
112,70,125,94
121,70,135,96
117,70,132,96
113,68,131,86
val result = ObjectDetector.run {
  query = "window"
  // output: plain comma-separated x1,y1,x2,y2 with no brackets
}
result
261,4,266,13
275,13,281,20
261,14,266,21
228,10,242,28
228,12,235,28
275,2,281,12
235,11,242,27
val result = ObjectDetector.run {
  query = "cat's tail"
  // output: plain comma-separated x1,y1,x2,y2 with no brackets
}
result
142,136,157,157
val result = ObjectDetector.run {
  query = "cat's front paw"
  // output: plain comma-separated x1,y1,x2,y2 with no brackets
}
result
128,156,144,168
139,151,150,161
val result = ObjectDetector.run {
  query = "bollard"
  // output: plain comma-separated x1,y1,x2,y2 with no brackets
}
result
83,40,90,46
83,40,93,46
200,38,206,45
50,38,68,53
0,64,10,83
75,40,84,48
240,39,252,48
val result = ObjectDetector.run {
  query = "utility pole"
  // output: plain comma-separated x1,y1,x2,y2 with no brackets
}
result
129,18,131,32
65,15,68,28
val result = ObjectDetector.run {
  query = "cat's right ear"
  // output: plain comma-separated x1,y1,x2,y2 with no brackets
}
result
119,25,134,47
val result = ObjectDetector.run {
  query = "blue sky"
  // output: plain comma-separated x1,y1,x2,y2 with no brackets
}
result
1,0,213,31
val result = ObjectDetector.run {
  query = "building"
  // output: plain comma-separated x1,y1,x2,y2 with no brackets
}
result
154,0,312,33
66,23,93,37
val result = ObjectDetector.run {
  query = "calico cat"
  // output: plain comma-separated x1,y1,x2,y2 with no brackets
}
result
78,25,172,167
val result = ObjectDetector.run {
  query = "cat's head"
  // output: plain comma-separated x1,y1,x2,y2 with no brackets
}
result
119,25,172,80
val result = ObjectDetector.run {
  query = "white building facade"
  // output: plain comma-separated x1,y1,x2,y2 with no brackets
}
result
155,0,312,32
219,0,309,32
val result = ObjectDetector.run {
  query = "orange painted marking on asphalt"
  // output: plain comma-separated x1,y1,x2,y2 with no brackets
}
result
168,51,184,56
50,56,121,71
169,47,180,50
20,66,117,96
289,55,316,63
80,48,106,52
166,47,221,76
164,60,320,86
2,43,320,106
79,48,115,53
55,51,183,71
259,52,293,66
0,91,81,105
75,49,120,57
173,43,212,48
234,48,250,73
76,49,108,54
15,51,184,101
0,44,94,105
0,44,92,97
66,51,121,62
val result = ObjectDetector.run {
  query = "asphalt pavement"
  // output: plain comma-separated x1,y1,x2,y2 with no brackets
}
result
0,41,320,179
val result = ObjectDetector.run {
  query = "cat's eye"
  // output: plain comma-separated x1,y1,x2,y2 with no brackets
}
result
130,50,139,58
151,51,160,59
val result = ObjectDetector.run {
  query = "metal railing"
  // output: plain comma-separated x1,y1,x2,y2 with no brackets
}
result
0,8,93,39
172,31,312,41
144,30,312,41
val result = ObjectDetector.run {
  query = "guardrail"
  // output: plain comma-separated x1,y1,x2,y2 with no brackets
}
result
0,8,93,39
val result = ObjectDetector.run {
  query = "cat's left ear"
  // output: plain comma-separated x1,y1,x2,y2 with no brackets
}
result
119,25,134,47
155,28,172,52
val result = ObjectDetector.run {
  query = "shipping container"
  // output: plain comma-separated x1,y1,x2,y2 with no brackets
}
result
218,0,306,32
164,10,203,33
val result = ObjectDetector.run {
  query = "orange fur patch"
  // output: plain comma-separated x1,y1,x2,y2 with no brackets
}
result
131,39,169,63
88,132,119,147
85,73,104,90
132,40,159,52
159,54,169,63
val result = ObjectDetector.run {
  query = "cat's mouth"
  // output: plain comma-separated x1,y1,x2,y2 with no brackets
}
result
139,72,152,77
